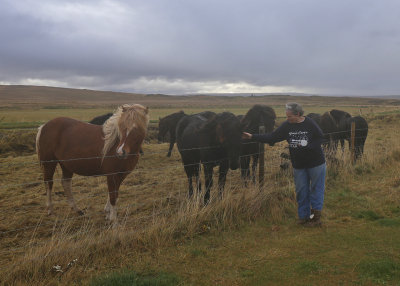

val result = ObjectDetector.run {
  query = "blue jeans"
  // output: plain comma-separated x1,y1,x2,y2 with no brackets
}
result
293,163,326,220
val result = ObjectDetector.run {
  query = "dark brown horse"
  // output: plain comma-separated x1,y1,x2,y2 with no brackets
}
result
176,112,241,204
89,113,113,125
306,111,340,158
158,111,187,157
36,104,149,225
158,111,215,157
240,105,276,183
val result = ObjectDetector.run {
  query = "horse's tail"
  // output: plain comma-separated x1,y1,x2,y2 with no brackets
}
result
36,124,44,165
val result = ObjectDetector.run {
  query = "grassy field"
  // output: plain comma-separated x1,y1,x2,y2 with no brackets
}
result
1,87,400,285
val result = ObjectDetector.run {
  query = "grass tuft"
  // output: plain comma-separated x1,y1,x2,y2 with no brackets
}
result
295,260,324,275
377,218,400,227
357,258,400,284
355,210,383,221
89,270,180,286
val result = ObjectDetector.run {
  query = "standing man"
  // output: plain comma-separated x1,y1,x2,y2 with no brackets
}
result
242,102,326,226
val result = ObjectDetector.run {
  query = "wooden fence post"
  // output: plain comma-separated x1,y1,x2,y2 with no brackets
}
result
351,121,356,164
258,125,265,190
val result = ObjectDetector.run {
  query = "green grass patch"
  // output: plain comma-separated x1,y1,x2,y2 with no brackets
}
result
377,218,400,227
90,270,180,286
356,258,400,284
43,105,74,109
390,206,400,214
190,248,207,257
240,269,255,278
325,187,369,211
295,260,325,275
354,164,373,175
355,210,383,221
0,121,43,129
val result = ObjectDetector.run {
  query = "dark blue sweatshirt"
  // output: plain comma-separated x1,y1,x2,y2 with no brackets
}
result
252,117,325,169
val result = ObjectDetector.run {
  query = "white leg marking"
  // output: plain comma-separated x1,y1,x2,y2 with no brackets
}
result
104,197,111,220
46,182,53,215
109,202,118,226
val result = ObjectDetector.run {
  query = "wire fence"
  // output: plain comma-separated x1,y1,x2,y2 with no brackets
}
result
0,123,398,267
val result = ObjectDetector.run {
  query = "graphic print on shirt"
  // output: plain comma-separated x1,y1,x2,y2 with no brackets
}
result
288,131,309,148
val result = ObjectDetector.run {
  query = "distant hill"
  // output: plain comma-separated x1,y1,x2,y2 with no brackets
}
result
1,85,400,108
0,85,147,107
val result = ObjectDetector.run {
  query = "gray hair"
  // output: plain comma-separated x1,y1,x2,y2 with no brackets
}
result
285,102,304,116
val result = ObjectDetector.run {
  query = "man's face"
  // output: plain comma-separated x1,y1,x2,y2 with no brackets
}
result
286,110,300,123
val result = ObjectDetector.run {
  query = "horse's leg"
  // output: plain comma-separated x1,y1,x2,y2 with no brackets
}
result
325,135,334,160
340,139,345,153
184,165,194,198
195,163,201,193
60,166,83,215
240,155,250,182
251,154,259,184
218,161,229,198
42,162,57,215
167,133,176,157
332,138,338,157
354,137,366,160
106,174,124,226
187,176,194,198
203,164,214,204
104,196,111,219
167,141,174,157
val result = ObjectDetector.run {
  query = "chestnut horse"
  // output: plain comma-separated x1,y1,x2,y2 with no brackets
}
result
36,104,149,225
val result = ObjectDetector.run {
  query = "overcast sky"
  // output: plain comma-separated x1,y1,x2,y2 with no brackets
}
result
1,0,400,96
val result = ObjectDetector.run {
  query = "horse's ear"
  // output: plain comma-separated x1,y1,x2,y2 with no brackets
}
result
145,106,149,114
122,106,128,112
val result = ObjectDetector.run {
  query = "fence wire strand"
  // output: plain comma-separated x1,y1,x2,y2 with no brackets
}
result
1,123,398,265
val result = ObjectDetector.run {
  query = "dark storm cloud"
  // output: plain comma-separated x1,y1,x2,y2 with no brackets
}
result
1,0,400,95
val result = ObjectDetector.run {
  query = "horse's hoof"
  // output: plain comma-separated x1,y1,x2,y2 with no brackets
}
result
77,210,85,216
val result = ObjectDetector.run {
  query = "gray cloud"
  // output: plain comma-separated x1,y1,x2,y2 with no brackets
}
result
1,0,400,95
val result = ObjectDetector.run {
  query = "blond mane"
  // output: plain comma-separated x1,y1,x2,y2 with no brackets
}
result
102,104,149,158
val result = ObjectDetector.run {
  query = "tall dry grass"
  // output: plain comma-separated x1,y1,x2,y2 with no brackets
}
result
1,113,400,285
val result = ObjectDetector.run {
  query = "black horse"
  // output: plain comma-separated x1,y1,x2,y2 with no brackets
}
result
306,111,341,157
240,105,276,183
176,112,242,204
309,110,368,161
329,109,352,151
158,111,215,157
89,113,113,125
340,116,368,160
158,111,187,157
306,113,321,126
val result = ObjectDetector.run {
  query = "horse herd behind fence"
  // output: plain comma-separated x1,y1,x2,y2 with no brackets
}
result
35,104,368,226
